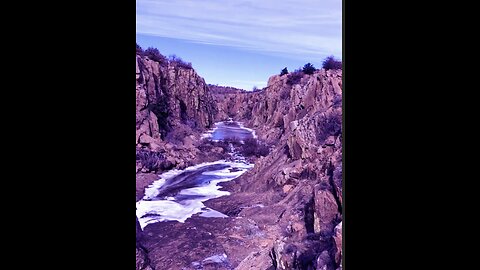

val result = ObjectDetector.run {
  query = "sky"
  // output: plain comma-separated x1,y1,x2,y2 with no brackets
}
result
136,0,342,90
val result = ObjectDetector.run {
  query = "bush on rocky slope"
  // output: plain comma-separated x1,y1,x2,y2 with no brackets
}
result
165,124,194,144
286,71,303,85
136,148,166,172
240,138,270,157
168,54,193,69
302,63,316,75
322,55,342,70
144,47,167,63
317,111,342,144
136,43,143,55
198,138,231,153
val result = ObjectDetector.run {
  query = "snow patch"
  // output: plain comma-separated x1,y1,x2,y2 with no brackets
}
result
199,209,229,218
203,253,228,263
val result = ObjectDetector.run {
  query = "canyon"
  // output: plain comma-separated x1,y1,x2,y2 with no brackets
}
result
136,51,342,270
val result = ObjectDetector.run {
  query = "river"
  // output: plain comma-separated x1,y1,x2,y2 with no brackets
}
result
136,120,255,230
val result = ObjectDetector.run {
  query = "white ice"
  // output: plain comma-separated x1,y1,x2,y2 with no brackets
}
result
200,120,256,141
203,253,228,263
199,209,229,218
136,160,253,229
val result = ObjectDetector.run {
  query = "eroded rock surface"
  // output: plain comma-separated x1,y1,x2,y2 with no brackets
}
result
209,69,343,269
136,55,343,270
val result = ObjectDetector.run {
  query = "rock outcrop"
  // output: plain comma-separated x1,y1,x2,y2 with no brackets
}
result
135,52,342,269
136,54,217,175
136,55,215,142
212,69,343,269
136,216,154,270
136,53,218,270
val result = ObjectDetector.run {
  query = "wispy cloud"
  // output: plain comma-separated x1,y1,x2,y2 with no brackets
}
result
136,0,342,61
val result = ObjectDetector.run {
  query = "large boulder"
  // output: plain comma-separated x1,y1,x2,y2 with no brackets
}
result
314,188,339,235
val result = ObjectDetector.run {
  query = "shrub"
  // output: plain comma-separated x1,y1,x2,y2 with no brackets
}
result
136,43,144,55
286,71,303,85
197,138,232,160
144,47,167,63
240,138,270,157
302,63,316,75
223,121,237,127
165,124,193,144
168,54,193,69
257,144,270,157
280,67,288,76
242,108,253,119
322,55,342,70
136,149,165,172
317,111,342,144
215,140,233,153
252,86,259,92
224,136,243,147
197,138,214,152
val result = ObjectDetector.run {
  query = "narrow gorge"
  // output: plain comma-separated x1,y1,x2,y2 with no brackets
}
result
136,52,342,270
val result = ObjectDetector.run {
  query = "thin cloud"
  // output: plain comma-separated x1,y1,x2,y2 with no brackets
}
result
136,0,342,61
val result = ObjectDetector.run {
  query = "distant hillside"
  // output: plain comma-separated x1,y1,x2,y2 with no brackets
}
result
207,84,248,94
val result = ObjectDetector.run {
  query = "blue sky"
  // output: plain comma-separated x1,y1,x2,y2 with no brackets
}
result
136,0,342,90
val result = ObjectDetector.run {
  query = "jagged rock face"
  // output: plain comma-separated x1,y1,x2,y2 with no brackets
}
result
333,222,342,267
210,85,256,121
136,55,216,148
135,55,219,174
135,64,342,269
136,55,219,269
212,69,343,269
136,216,153,270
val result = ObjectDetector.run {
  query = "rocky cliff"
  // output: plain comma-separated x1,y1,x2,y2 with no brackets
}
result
208,84,253,121
135,54,223,179
136,54,216,148
135,50,342,269
211,69,343,269
136,53,219,270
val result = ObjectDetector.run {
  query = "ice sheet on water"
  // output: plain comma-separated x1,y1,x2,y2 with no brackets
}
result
143,160,249,200
137,120,256,229
136,160,253,229
200,120,256,141
238,122,257,139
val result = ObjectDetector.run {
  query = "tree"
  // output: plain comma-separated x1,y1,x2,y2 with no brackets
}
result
136,43,143,55
144,47,167,63
286,71,303,85
168,54,193,69
322,56,342,70
280,67,288,76
302,63,316,75
168,54,179,62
